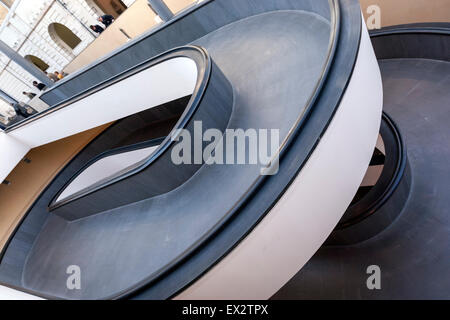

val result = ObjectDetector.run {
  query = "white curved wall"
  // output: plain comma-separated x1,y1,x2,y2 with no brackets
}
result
0,131,30,184
0,285,43,300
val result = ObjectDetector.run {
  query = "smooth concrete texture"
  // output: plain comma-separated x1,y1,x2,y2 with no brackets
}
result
0,102,186,294
176,24,382,299
16,10,332,299
273,58,450,299
0,125,110,253
0,0,373,300
370,25,450,62
48,46,231,220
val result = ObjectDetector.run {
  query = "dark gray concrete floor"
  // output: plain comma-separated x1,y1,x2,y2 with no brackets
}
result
273,58,450,299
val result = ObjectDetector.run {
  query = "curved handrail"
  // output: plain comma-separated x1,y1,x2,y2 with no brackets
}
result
370,22,450,36
369,23,450,62
122,0,350,300
117,0,344,300
52,136,166,205
0,0,366,300
5,45,209,133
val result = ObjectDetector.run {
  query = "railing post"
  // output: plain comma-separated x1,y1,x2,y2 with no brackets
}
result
147,0,174,22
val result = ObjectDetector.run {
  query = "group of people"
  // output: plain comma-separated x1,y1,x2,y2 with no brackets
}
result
46,71,65,82
1,16,118,126
8,69,63,124
3,68,61,125
90,14,115,34
27,70,66,97
2,66,63,125
32,81,46,91
0,98,38,127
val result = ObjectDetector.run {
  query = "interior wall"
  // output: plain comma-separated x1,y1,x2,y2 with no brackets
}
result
0,124,110,252
360,0,450,28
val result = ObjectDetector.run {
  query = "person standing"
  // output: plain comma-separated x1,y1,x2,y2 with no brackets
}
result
90,24,104,34
22,91,36,99
11,102,36,119
47,71,59,82
98,14,115,28
32,81,46,91
55,71,65,80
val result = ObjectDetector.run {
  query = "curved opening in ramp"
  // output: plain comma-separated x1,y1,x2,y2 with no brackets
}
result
55,138,164,203
46,45,234,218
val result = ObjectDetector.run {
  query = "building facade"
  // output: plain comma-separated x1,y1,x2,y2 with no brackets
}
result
0,0,138,124
0,0,211,125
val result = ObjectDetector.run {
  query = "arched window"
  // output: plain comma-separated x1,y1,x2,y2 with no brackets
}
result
48,23,82,53
24,55,49,72
110,0,127,15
